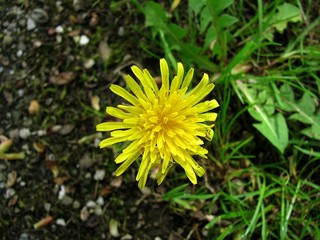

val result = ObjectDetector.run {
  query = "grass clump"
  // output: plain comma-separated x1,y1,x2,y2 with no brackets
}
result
125,0,320,239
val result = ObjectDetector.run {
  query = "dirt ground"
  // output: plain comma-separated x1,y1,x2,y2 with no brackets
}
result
0,1,216,239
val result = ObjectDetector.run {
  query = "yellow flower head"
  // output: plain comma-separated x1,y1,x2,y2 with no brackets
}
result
97,59,219,188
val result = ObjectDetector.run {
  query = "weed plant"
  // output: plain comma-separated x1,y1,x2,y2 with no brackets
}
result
126,0,320,239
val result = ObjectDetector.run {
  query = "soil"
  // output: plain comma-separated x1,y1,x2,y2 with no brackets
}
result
0,1,212,239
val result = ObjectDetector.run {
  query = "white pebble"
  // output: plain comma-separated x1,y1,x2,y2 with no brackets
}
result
79,35,89,45
86,200,96,208
16,50,23,57
27,18,36,30
56,218,66,226
58,185,65,200
94,169,105,181
17,89,24,97
97,196,104,206
84,59,95,69
19,128,31,139
4,188,16,199
55,25,64,33
94,205,103,216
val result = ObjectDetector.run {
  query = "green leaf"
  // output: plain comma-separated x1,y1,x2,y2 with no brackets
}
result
279,84,320,140
204,25,216,49
188,0,206,15
273,3,302,33
237,81,289,153
253,113,288,154
206,0,234,16
217,14,239,29
168,24,187,40
144,2,167,29
200,6,211,34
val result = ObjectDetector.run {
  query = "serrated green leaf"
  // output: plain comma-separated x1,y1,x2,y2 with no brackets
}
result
279,84,320,140
253,113,288,153
289,93,315,124
273,3,302,33
237,81,288,153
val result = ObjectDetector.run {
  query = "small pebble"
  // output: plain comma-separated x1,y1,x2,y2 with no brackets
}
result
96,196,104,206
118,26,124,36
17,89,24,97
79,153,94,169
4,188,16,199
19,128,31,139
73,200,81,209
16,50,23,57
44,202,51,212
27,18,36,30
94,205,103,216
58,185,65,200
56,218,66,226
55,25,64,33
94,169,105,181
30,8,49,24
80,206,90,221
60,196,73,206
3,35,13,46
86,200,96,208
121,234,133,240
79,35,89,45
84,59,95,69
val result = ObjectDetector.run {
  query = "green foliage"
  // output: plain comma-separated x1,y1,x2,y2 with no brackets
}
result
272,3,302,34
279,83,320,140
236,81,289,153
132,0,320,238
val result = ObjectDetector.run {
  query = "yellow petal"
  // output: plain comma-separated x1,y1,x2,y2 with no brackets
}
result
96,122,133,131
131,65,153,90
106,107,133,119
187,84,215,106
197,112,218,122
187,73,209,97
110,84,139,106
117,104,143,114
170,62,184,92
160,58,169,91
114,150,140,176
99,136,128,148
143,69,159,93
194,99,219,113
181,68,194,89
124,75,149,102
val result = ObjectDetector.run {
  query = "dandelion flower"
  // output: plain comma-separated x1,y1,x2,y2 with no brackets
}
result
97,59,219,188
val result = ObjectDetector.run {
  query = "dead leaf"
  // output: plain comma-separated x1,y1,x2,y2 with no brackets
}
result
28,100,40,114
49,72,74,85
99,41,112,61
110,176,122,188
33,142,46,153
91,95,100,111
6,171,17,187
33,216,53,229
